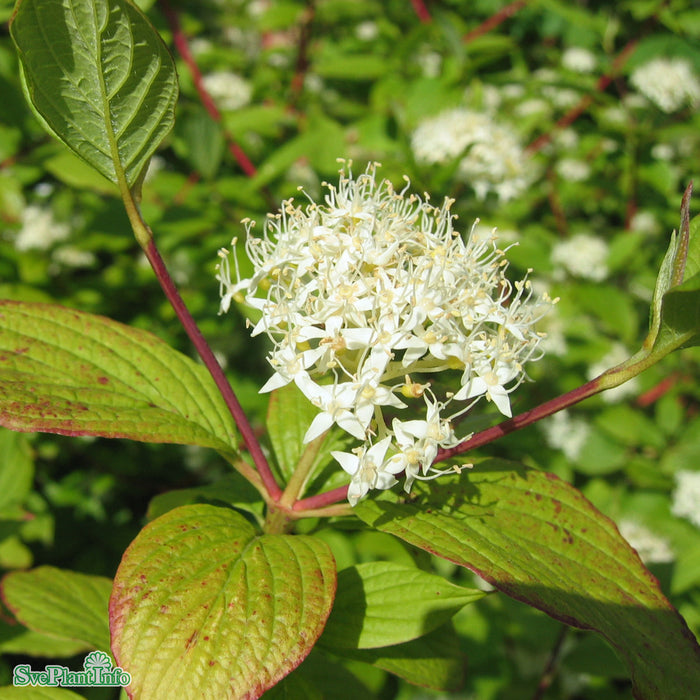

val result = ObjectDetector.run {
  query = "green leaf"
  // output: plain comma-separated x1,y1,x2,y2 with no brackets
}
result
0,618,88,658
0,688,87,699
0,301,238,453
355,459,700,700
1,566,112,651
320,561,486,649
644,211,700,359
110,504,336,699
145,474,263,523
266,383,352,491
279,649,376,700
0,429,33,510
10,0,177,187
266,382,318,480
341,622,465,692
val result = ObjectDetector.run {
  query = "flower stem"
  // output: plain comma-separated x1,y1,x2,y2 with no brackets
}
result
294,485,350,512
278,432,326,508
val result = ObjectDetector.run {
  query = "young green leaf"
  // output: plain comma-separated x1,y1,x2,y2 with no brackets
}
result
10,0,177,188
355,459,700,700
319,561,486,649
110,504,336,699
1,566,112,651
642,206,700,360
340,622,465,692
0,301,238,453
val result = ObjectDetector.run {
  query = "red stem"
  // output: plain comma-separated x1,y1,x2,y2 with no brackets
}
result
294,485,349,511
435,378,601,462
410,0,432,23
144,238,283,500
158,0,257,178
463,0,527,43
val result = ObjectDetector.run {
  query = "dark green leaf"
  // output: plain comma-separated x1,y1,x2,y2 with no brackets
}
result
10,0,177,187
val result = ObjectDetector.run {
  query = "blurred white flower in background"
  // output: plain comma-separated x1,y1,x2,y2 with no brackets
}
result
411,108,534,201
51,247,96,270
355,21,379,41
630,57,700,112
540,410,590,461
630,210,659,235
13,204,70,252
561,47,596,73
218,162,553,504
556,158,591,182
551,233,609,281
672,470,700,528
618,520,674,564
202,71,252,111
417,51,442,78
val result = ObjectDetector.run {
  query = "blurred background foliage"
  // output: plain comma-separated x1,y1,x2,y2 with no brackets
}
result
0,0,699,697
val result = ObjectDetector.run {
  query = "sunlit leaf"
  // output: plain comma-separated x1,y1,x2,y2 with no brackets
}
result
1,566,112,651
110,504,336,699
320,561,485,649
0,301,238,453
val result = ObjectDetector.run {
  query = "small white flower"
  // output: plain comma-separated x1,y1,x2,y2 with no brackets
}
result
219,162,553,503
332,437,398,506
618,519,674,564
561,47,596,73
551,233,609,281
671,470,700,528
417,51,442,79
630,210,658,235
51,246,96,269
411,108,534,201
202,71,252,111
355,21,379,41
630,57,700,112
540,410,590,461
14,204,70,252
556,158,591,183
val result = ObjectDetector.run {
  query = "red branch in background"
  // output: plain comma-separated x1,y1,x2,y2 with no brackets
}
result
290,1,316,108
463,0,527,43
636,374,680,408
158,0,257,178
527,38,639,155
410,0,432,24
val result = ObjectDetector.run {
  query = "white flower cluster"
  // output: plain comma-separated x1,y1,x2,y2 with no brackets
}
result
618,519,674,564
202,71,252,111
672,470,700,529
410,108,533,201
217,163,552,505
13,204,69,252
630,57,700,113
540,410,590,461
551,233,609,281
561,47,596,74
